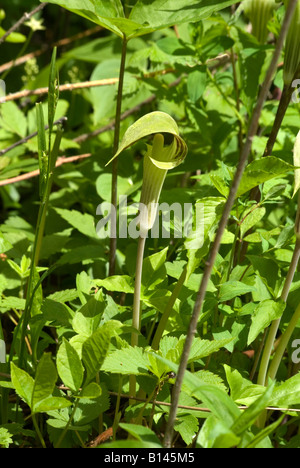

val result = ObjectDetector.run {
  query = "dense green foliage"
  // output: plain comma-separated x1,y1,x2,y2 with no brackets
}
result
0,0,300,449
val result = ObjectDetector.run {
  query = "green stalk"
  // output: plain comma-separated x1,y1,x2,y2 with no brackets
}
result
151,266,187,350
55,398,80,448
109,35,128,276
268,302,300,381
32,413,46,448
129,235,146,401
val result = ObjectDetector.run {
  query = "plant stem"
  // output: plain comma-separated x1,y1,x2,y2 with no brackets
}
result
163,0,298,448
257,238,300,386
151,266,187,350
268,302,300,381
32,413,46,448
109,35,128,276
129,235,146,401
55,398,80,448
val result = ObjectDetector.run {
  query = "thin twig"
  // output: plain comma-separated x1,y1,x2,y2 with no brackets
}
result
0,26,102,74
0,153,91,187
0,117,67,156
0,3,48,45
2,78,119,102
163,0,299,448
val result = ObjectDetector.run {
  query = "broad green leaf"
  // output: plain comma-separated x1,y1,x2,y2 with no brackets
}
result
224,365,265,406
240,207,266,239
142,247,168,290
55,208,97,239
0,27,26,43
44,0,240,39
187,67,207,103
271,373,300,407
237,157,294,197
230,381,275,436
198,415,240,448
43,0,125,37
152,353,241,425
245,415,284,448
57,338,84,392
82,326,112,383
32,353,57,412
102,346,150,376
129,0,241,38
218,281,256,302
10,362,34,407
72,297,106,337
119,423,161,446
0,101,27,137
95,275,135,294
248,299,285,345
79,382,102,399
33,396,72,412
174,415,199,445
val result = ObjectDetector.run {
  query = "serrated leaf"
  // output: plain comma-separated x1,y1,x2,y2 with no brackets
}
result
174,414,199,445
102,346,150,376
55,208,97,239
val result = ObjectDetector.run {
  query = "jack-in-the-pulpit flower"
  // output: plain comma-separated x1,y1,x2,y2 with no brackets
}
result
283,0,300,85
107,111,188,235
243,0,277,44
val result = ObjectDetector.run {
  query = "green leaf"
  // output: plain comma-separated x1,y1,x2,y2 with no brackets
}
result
230,381,275,437
31,353,57,412
218,281,256,302
0,427,13,448
240,207,266,239
10,362,34,408
142,247,168,290
0,26,26,43
82,326,112,383
129,0,241,38
79,382,102,399
248,299,285,345
102,346,150,376
119,423,161,446
271,373,300,407
152,353,241,425
33,396,72,412
95,275,135,294
174,415,199,445
237,157,294,197
72,297,106,337
187,67,207,103
44,0,240,39
198,415,240,448
55,208,97,239
57,338,84,392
